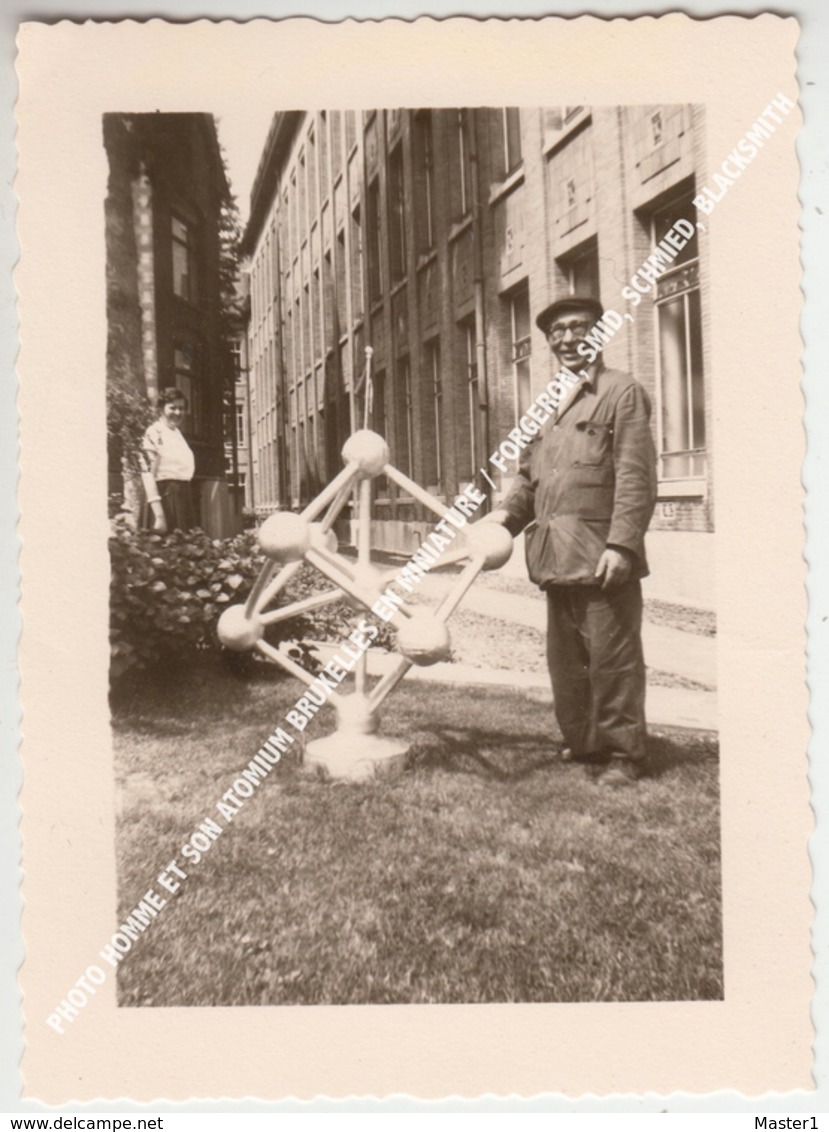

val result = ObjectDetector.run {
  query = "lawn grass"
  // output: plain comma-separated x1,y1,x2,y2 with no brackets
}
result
112,662,722,1006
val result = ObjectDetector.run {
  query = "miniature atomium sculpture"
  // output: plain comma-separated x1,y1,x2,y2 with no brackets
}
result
217,428,513,782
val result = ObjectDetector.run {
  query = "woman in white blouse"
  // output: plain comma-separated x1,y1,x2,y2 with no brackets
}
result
140,388,197,533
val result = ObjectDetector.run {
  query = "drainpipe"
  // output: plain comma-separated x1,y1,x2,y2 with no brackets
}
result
467,110,490,497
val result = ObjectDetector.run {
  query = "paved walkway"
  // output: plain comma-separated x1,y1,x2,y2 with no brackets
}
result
436,580,718,690
312,625,718,734
315,558,719,732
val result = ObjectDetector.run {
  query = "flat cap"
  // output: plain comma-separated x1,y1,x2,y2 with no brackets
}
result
536,295,605,334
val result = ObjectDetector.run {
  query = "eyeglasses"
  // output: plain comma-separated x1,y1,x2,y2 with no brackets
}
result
547,320,593,341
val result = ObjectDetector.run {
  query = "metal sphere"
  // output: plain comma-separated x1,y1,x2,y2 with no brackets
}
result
217,605,264,652
257,511,311,561
396,613,451,667
341,430,390,476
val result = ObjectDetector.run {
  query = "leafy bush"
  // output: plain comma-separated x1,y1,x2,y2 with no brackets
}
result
109,521,395,685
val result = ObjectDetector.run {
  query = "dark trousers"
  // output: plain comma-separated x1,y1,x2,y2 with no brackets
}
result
157,479,197,532
545,580,647,762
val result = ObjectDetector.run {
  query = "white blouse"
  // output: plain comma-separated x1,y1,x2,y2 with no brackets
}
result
141,421,195,482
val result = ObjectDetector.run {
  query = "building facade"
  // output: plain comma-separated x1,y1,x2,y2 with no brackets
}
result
104,111,237,537
242,106,713,607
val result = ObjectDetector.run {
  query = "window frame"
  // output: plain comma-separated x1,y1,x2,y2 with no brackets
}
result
650,196,706,494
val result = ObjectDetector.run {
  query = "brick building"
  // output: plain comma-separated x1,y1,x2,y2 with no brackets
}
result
104,112,237,536
242,107,713,607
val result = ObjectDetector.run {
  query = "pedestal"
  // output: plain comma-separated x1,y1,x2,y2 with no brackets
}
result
304,731,410,782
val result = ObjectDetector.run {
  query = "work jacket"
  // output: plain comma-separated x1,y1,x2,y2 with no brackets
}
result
502,364,658,587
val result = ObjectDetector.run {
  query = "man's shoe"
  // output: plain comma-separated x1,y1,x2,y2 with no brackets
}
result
597,757,644,787
558,746,595,762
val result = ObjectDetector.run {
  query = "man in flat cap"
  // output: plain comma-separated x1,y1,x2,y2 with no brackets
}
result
489,296,657,786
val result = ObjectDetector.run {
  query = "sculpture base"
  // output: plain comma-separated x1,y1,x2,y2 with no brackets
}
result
304,731,410,782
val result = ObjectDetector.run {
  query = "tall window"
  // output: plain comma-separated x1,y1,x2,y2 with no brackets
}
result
307,131,318,215
502,108,522,174
652,194,705,482
171,215,197,301
231,339,243,382
345,111,356,154
173,338,202,437
235,401,246,448
424,339,442,488
463,320,483,478
331,110,343,178
372,368,388,495
350,205,364,320
388,144,407,283
318,113,329,201
396,356,413,477
415,111,435,252
509,285,532,416
298,153,307,230
335,230,348,336
366,178,382,302
456,111,473,217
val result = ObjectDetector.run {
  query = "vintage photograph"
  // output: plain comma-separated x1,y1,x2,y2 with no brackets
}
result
104,104,723,1009
17,16,809,1101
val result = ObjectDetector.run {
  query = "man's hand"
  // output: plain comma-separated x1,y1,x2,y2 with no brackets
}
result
481,508,510,525
594,547,633,590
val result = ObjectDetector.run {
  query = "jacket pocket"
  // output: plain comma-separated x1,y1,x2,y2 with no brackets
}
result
573,420,614,465
550,515,609,580
524,520,549,586
561,463,615,520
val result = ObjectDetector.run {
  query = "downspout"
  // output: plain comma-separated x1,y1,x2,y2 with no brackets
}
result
467,110,490,497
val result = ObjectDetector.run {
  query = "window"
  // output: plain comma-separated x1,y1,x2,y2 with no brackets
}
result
350,205,364,320
651,110,664,147
345,111,356,154
424,339,442,487
312,267,322,360
171,215,197,301
307,131,318,215
366,178,382,302
335,229,348,335
396,356,413,478
235,401,246,448
331,110,343,178
388,144,407,283
372,368,389,495
508,285,532,416
298,153,307,229
231,339,243,382
456,111,473,217
502,108,522,174
290,176,298,260
652,194,705,482
463,320,483,478
318,114,329,201
173,338,203,437
415,111,435,251
558,238,601,301
372,367,387,439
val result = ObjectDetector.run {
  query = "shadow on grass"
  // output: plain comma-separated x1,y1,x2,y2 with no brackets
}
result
411,726,557,781
112,663,723,1007
407,721,718,784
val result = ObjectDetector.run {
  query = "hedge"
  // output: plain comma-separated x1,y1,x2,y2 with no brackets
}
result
109,521,394,684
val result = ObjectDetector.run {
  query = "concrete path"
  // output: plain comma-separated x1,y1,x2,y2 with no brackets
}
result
310,560,719,732
416,574,718,690
310,642,718,733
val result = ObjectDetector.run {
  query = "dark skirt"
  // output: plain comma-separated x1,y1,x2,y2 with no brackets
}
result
154,479,197,532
